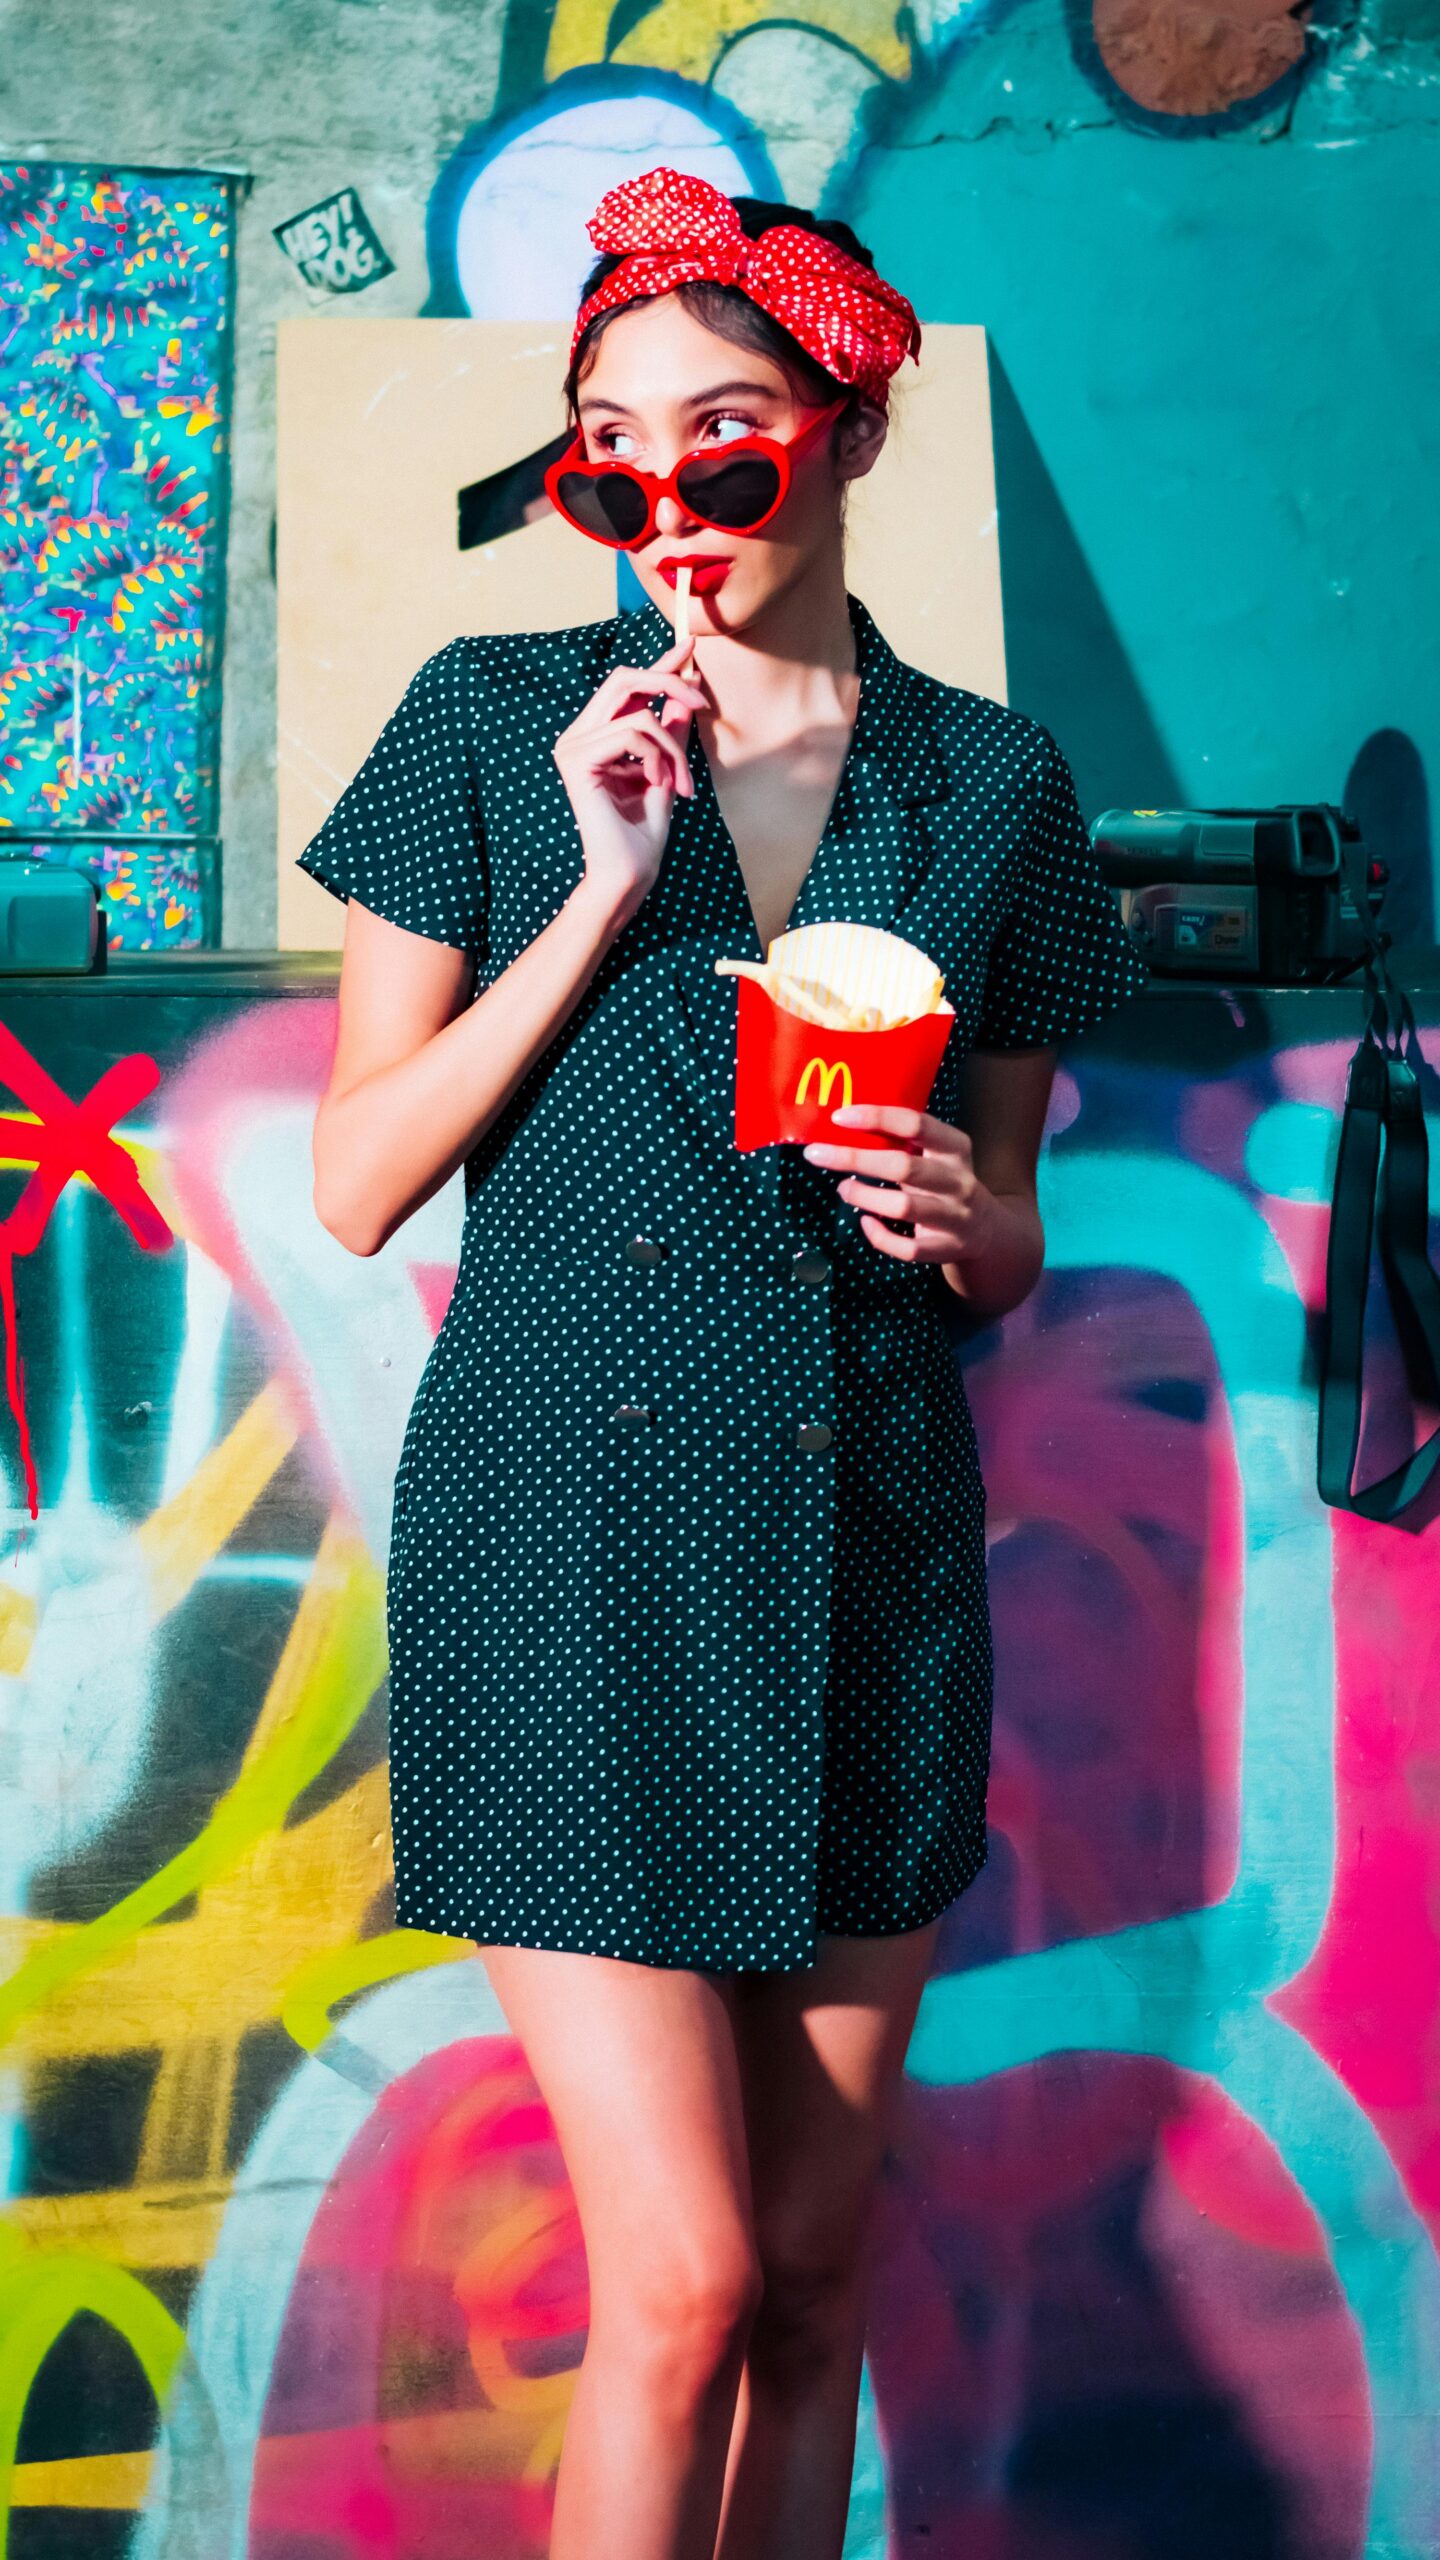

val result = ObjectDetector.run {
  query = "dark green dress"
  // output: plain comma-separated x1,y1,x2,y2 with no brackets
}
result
296,591,1150,1973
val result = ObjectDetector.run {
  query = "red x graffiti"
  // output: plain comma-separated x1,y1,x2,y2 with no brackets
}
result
0,1018,174,1525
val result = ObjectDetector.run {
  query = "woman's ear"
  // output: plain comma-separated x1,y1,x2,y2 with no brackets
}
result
836,399,888,485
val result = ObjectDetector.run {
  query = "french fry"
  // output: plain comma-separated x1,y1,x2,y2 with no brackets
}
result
676,563,694,673
717,922,945,1031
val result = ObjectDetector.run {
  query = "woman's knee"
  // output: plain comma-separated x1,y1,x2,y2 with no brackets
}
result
594,2229,764,2402
749,2209,869,2385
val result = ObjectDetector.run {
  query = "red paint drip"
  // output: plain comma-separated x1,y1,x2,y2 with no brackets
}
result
0,1019,175,1526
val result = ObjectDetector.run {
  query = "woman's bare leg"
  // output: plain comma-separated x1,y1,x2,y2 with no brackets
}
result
479,1943,762,2560
713,1919,942,2560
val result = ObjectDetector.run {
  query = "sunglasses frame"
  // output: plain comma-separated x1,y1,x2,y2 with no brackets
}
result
544,394,852,551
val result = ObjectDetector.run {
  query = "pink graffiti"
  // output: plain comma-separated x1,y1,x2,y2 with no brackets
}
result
253,2037,569,2558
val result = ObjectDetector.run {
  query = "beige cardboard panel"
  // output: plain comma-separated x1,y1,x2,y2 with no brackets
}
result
845,330,1005,698
278,319,1003,950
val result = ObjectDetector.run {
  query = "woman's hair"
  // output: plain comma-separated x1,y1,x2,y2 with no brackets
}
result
562,196,879,430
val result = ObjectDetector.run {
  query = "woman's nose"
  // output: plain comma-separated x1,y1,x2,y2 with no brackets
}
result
653,490,701,539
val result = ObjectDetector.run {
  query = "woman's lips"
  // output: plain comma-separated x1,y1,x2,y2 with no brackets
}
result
657,558,733,594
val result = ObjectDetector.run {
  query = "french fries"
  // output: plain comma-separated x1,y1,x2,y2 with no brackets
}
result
717,921,946,1032
676,563,695,675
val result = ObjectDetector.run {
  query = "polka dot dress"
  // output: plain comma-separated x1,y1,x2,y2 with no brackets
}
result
296,591,1151,1973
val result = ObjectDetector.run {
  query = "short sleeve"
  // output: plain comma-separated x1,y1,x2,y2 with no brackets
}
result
973,725,1151,1050
295,640,488,954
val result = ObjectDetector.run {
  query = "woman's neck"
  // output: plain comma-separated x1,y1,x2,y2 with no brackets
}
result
689,547,858,749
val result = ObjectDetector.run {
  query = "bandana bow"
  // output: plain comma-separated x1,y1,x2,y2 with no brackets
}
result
571,166,921,410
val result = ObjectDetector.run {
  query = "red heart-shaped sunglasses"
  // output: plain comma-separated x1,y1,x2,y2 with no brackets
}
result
543,397,850,550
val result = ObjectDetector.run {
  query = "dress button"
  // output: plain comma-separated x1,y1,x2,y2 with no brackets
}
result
795,1422,834,1453
625,1236,667,1266
610,1403,656,1428
791,1247,832,1286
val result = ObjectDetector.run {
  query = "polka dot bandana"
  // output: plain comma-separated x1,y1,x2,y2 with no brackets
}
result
571,164,922,410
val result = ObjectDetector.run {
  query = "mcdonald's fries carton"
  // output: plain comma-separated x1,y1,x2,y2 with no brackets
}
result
716,923,955,1152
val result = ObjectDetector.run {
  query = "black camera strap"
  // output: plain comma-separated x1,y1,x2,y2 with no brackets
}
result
1317,834,1440,1520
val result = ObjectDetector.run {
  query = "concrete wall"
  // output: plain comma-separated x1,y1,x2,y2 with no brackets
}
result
3,0,1438,944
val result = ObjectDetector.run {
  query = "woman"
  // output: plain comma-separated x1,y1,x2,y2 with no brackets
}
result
301,166,1149,2560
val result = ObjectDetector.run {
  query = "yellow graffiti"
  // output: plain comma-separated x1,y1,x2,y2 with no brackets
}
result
281,1927,475,2053
0,2222,186,2553
1,1746,413,2274
7,2451,153,2507
0,1502,388,2054
135,1374,301,1624
545,0,910,86
796,1055,853,1108
0,1446,466,2533
0,1119,564,2529
458,2176,581,2483
407,2068,585,2485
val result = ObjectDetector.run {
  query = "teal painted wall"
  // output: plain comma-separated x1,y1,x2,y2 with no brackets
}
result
852,9,1440,940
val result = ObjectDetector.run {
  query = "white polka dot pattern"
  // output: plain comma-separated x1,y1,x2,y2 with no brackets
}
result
296,591,1150,1972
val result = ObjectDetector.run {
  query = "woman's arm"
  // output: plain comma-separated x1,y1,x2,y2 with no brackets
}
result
800,1045,1058,1321
936,1045,1055,1316
311,639,706,1259
312,879,631,1258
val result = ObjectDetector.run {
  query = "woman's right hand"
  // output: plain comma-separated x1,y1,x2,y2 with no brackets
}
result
553,639,709,926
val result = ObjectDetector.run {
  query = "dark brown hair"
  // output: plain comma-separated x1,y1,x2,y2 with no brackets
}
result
562,196,879,433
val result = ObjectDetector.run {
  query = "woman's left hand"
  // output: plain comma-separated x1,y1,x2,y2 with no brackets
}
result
802,1103,999,1268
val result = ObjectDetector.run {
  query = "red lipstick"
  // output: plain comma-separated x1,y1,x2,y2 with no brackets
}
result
657,555,733,594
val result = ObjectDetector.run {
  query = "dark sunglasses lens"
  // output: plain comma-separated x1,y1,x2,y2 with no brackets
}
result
675,450,782,530
554,468,650,546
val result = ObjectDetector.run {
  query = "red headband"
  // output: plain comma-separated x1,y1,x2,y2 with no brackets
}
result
571,165,921,411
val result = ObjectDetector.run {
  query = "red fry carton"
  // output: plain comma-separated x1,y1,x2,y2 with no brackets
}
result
732,974,956,1152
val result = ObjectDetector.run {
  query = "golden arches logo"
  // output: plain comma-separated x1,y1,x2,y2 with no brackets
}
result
795,1056,853,1109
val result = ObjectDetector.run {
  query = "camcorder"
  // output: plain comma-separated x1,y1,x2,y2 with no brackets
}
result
1091,804,1389,987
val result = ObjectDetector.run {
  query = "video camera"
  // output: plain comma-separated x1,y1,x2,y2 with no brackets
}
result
1091,804,1389,987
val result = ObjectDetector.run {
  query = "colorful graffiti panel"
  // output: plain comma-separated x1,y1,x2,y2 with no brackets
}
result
0,163,236,950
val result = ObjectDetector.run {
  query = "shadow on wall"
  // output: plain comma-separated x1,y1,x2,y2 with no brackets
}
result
987,342,1182,815
1344,730,1435,953
990,344,1437,948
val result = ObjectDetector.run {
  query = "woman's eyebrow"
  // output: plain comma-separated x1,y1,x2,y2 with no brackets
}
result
576,380,782,419
684,381,782,408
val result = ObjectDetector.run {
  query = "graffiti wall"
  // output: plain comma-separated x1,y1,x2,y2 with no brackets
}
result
1,964,1437,2557
0,162,237,951
2,0,1438,2545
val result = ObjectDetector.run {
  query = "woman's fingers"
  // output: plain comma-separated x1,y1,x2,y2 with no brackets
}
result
651,637,702,673
837,1175,956,1222
610,729,667,794
657,691,697,747
590,715,692,797
829,1104,934,1145
562,702,690,775
590,662,708,722
857,1212,924,1262
803,1142,934,1184
614,708,694,793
